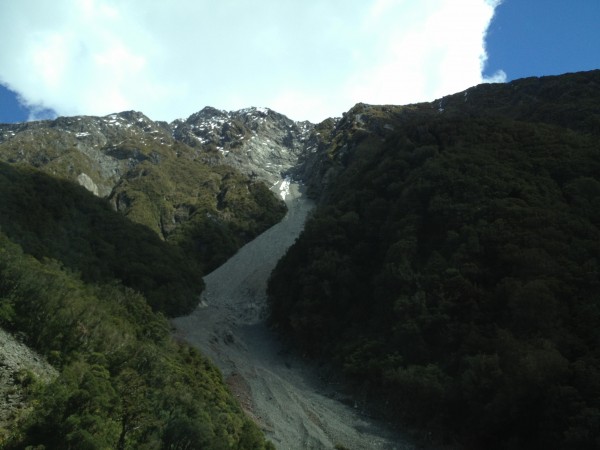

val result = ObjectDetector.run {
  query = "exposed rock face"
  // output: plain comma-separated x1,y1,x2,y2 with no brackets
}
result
0,111,174,197
171,106,315,184
77,172,99,195
0,107,320,196
0,107,318,267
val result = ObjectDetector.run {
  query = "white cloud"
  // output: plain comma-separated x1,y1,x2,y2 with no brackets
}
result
483,70,508,83
0,0,503,123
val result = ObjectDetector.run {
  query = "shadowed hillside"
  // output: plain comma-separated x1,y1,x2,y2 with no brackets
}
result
268,70,600,449
0,107,295,447
0,162,205,315
0,232,273,449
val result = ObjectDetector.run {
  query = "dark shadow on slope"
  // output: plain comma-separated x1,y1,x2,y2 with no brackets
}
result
0,162,203,316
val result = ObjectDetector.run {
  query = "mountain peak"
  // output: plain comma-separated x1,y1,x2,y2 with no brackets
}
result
170,106,316,184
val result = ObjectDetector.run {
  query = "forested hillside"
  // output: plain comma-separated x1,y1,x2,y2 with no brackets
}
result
0,162,205,315
0,111,289,447
268,70,600,449
0,232,273,448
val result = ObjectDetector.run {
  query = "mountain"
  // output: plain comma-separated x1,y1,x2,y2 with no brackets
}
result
0,105,314,449
268,70,600,449
0,106,320,277
295,70,600,201
0,106,315,192
2,69,599,449
172,106,314,184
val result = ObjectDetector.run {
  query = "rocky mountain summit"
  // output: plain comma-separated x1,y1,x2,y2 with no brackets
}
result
172,106,315,184
0,106,318,197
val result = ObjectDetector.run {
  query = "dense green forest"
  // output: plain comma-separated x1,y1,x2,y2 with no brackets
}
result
268,72,600,449
0,233,273,448
0,162,204,315
0,162,280,447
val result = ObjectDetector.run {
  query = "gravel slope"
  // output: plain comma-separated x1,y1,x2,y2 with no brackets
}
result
0,328,57,441
173,181,414,450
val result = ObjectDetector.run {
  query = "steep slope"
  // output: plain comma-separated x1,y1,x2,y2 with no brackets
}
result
0,108,299,274
171,106,314,184
0,328,57,443
0,104,316,448
0,233,273,449
268,70,600,449
0,110,173,196
0,162,203,315
174,182,412,450
296,69,600,200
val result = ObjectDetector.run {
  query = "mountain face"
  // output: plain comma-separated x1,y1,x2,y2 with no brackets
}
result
0,106,315,195
267,70,600,449
296,70,600,200
0,106,320,276
172,106,315,184
0,107,308,449
0,110,173,197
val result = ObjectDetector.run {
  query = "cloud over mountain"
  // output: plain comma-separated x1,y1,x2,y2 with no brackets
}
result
0,0,503,122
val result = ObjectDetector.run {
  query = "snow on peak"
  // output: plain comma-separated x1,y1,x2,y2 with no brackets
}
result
279,177,291,200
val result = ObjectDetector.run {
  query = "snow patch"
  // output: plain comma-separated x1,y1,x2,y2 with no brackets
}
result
279,177,291,200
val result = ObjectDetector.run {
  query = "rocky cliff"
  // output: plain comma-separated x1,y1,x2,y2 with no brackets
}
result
0,328,57,443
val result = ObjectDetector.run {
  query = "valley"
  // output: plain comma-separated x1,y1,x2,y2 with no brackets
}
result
173,180,413,449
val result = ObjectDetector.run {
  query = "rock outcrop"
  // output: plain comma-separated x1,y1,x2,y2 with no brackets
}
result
171,106,314,184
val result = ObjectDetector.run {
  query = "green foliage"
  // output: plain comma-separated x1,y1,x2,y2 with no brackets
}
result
0,162,203,315
0,234,272,449
0,159,283,316
268,84,600,449
108,148,287,274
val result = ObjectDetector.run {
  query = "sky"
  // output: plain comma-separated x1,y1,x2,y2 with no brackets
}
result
0,0,598,124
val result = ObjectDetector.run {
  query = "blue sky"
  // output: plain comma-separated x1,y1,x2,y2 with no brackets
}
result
0,88,28,123
484,0,600,81
0,0,598,124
